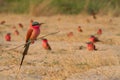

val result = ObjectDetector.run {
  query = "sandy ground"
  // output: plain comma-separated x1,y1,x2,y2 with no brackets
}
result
0,14,120,80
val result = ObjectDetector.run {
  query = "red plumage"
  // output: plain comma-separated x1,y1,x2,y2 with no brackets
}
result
89,35,99,43
42,38,51,50
67,32,73,37
97,29,102,35
5,33,11,41
87,42,97,51
14,29,19,35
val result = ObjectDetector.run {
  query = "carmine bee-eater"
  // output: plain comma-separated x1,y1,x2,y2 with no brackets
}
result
67,32,73,37
90,9,97,19
18,23,24,29
78,26,83,32
0,20,6,25
5,33,11,41
97,29,102,35
89,35,99,43
19,21,44,69
14,29,19,35
86,42,97,51
42,38,51,50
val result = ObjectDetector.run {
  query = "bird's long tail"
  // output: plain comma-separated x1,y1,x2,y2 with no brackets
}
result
47,43,51,50
19,42,30,69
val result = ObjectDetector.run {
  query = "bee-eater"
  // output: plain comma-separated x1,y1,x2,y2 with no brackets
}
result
20,21,44,69
86,42,97,51
42,38,51,50
5,33,11,41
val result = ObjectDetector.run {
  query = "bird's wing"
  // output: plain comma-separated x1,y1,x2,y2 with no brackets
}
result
47,43,51,50
30,30,40,41
26,28,33,42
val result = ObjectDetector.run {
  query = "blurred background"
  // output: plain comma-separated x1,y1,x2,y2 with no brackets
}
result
0,0,120,16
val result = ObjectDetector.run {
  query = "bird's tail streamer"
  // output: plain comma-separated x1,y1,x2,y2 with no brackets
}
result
19,42,30,70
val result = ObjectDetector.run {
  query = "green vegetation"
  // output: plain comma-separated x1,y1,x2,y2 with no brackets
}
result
0,0,120,16
50,0,86,14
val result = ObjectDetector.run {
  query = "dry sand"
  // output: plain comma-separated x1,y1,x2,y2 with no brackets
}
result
0,14,120,80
